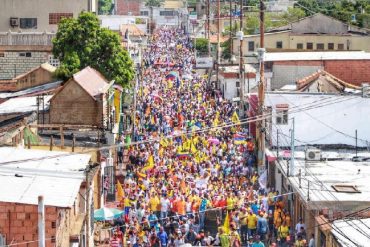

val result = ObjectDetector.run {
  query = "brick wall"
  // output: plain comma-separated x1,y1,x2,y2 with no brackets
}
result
50,79,104,127
116,0,141,15
324,60,370,86
0,202,58,247
271,60,370,89
0,51,50,80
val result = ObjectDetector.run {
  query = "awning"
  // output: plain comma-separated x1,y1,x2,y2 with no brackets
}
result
265,148,277,162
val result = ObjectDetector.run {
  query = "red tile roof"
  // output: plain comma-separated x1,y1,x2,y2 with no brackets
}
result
296,70,361,92
72,67,109,98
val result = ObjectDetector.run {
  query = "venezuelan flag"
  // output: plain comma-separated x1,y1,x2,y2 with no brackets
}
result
233,133,247,145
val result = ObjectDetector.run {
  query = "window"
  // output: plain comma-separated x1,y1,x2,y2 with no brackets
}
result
236,81,240,87
338,43,344,50
160,11,175,16
276,105,289,125
296,43,303,49
51,236,56,243
19,52,25,57
306,42,313,50
328,43,334,50
0,52,4,57
332,185,360,193
248,41,254,51
20,18,37,29
276,41,283,49
25,52,31,57
140,11,149,16
51,221,56,229
48,55,60,67
49,13,73,25
316,43,324,50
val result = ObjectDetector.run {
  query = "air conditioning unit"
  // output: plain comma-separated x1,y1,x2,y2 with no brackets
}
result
305,148,321,161
10,18,19,27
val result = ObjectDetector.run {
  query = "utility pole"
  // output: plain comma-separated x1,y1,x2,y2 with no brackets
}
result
257,0,266,170
290,117,295,176
355,129,358,157
229,0,233,58
207,0,211,55
85,168,91,247
217,0,221,85
276,129,279,159
238,0,244,117
38,196,45,247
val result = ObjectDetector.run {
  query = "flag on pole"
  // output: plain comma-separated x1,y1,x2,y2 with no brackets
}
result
117,181,124,202
223,211,230,234
231,111,240,124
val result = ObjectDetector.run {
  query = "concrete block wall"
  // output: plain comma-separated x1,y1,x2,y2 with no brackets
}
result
0,51,50,80
0,202,58,247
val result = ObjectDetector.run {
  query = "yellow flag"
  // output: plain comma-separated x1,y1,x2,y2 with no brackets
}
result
231,111,240,124
117,181,124,201
142,155,154,172
223,211,230,234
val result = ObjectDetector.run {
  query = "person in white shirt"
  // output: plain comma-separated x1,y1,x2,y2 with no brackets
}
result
160,194,171,221
295,218,306,235
308,233,315,247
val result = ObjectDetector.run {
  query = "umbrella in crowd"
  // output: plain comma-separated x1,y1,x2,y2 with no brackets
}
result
94,207,123,221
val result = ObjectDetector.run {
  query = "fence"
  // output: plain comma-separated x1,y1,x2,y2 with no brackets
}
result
0,32,55,46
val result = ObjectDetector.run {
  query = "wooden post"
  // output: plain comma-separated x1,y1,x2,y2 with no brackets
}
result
60,126,64,149
49,135,54,151
27,136,31,149
72,133,75,152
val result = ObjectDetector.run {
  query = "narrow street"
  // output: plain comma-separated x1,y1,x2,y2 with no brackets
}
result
114,27,278,246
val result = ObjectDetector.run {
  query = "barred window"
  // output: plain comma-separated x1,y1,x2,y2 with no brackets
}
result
49,13,73,25
20,18,37,29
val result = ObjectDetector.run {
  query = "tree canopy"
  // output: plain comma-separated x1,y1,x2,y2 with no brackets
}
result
52,12,134,87
98,0,113,15
145,0,163,7
195,38,209,55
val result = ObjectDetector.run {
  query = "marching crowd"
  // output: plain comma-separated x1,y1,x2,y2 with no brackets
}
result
108,27,312,247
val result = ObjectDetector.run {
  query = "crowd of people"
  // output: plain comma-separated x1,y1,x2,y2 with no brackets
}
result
106,27,311,247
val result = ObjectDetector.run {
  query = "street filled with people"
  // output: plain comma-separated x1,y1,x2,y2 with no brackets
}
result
106,27,309,247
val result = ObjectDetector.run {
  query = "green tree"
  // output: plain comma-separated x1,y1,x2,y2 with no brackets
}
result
145,0,163,7
195,38,209,54
280,7,306,23
98,0,113,15
52,12,134,87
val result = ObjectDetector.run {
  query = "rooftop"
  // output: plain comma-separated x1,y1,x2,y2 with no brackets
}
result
332,218,370,247
0,147,91,207
72,66,109,98
0,80,62,99
264,51,370,62
0,95,52,114
275,152,370,210
120,24,145,36
163,0,184,9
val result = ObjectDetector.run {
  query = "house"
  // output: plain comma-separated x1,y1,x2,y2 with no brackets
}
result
233,13,370,58
99,15,148,34
49,67,115,129
219,65,257,100
121,23,147,66
0,147,95,247
263,92,370,148
140,0,188,27
263,51,370,90
0,63,56,92
280,70,362,93
0,0,97,32
0,31,58,80
271,150,370,247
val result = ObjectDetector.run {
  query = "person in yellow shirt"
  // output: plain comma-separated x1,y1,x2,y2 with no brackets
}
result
226,193,234,210
247,211,257,237
149,193,160,218
278,221,290,245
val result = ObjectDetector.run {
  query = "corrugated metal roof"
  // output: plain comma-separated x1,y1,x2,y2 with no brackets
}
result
0,95,52,114
264,51,370,61
72,66,109,98
0,147,91,207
